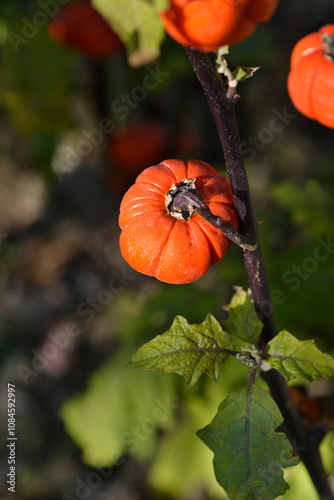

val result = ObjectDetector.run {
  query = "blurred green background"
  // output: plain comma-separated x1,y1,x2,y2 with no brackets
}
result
1,1,334,499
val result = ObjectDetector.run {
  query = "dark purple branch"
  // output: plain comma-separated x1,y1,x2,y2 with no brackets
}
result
186,48,334,500
185,48,275,342
262,368,333,500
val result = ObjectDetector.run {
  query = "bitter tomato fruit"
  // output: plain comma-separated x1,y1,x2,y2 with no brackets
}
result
119,159,239,284
48,2,123,58
108,123,201,195
161,0,279,52
287,25,334,128
108,123,170,172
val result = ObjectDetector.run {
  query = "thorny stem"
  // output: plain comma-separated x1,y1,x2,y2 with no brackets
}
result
186,48,334,500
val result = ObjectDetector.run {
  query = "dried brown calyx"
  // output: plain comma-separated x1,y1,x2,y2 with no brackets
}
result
322,33,334,60
165,178,204,221
165,178,257,251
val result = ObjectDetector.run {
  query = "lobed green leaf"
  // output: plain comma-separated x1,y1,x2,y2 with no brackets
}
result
266,330,334,382
222,288,263,347
128,314,234,386
197,385,298,500
92,0,168,67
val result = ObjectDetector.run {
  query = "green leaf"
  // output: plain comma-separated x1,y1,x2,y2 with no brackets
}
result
148,358,252,497
266,330,334,382
197,385,298,500
92,0,168,67
128,314,234,386
60,349,177,466
232,66,259,82
222,288,263,346
148,384,228,498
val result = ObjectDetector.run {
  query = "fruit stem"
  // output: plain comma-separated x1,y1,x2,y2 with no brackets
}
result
196,204,258,250
165,180,257,250
186,47,334,500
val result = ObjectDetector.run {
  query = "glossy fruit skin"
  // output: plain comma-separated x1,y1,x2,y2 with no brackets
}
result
48,2,123,58
287,25,334,128
160,0,279,52
119,159,239,284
